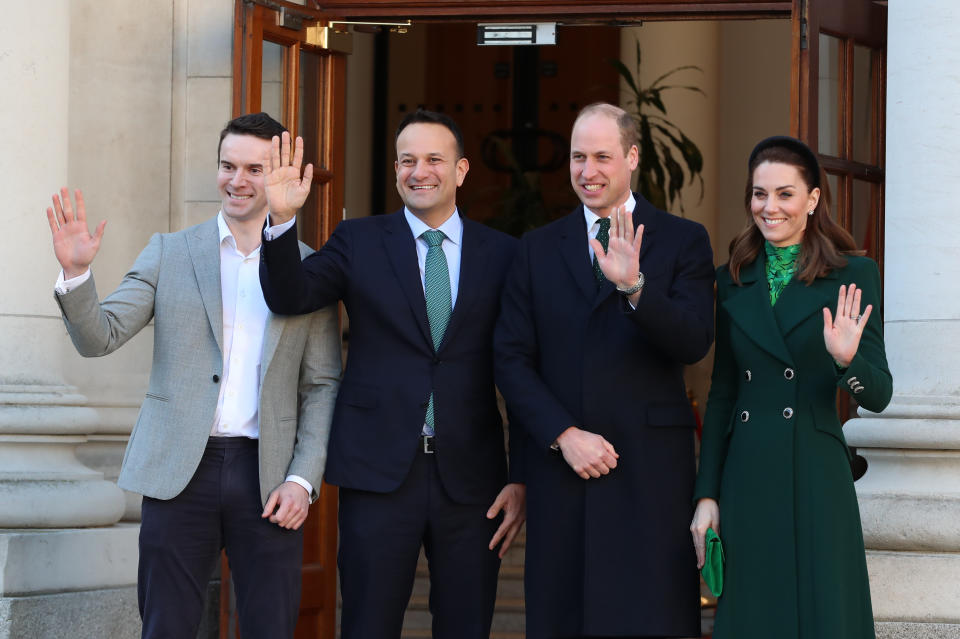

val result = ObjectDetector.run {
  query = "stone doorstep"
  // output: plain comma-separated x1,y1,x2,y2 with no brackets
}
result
402,632,524,639
875,622,960,639
412,563,524,599
403,596,525,632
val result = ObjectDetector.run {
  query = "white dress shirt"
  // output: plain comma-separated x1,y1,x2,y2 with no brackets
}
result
56,213,312,496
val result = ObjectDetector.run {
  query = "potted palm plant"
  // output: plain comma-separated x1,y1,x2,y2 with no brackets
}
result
611,39,705,215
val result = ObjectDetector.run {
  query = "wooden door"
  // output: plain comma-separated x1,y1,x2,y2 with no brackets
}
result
226,1,347,637
790,0,887,424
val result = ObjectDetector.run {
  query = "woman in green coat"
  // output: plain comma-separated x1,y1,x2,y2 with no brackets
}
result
691,136,892,639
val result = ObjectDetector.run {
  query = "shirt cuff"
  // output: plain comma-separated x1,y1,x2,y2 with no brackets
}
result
284,474,314,501
264,215,296,241
55,269,91,294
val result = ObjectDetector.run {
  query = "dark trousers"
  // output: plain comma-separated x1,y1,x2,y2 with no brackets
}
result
338,448,501,639
138,437,303,639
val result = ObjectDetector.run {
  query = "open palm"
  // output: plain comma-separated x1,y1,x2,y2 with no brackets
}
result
45,188,106,278
590,206,644,288
264,131,314,223
823,283,872,368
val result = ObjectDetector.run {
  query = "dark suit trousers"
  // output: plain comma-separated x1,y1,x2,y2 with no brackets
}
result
138,437,303,639
338,447,501,639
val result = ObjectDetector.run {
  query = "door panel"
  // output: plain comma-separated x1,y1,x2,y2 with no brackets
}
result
228,2,346,637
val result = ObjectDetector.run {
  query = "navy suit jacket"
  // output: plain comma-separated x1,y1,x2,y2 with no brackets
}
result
261,210,519,505
494,193,715,637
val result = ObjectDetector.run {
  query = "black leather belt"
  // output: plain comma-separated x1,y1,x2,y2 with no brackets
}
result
421,435,435,454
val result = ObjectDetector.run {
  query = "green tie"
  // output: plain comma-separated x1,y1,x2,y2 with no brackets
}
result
592,217,611,283
422,229,451,436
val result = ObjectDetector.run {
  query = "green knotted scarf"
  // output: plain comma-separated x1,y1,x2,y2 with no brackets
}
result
764,241,801,305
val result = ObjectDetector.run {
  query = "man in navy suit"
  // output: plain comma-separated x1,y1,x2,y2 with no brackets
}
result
259,110,525,639
495,103,715,638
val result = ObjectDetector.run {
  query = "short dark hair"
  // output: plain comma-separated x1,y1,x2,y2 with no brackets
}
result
217,112,287,163
395,109,465,158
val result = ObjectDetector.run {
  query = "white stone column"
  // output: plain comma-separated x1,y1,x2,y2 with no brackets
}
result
0,0,125,529
844,1,960,636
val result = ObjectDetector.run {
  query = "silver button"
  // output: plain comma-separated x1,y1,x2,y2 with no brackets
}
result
784,368,795,380
847,377,859,389
740,410,750,422
783,407,794,419
745,370,752,382
854,387,864,394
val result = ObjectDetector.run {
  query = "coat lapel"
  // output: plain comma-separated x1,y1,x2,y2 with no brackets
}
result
383,210,434,349
186,218,223,354
773,269,838,337
439,217,486,351
723,256,794,366
558,207,598,304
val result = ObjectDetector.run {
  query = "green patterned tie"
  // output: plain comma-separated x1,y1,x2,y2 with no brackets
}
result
592,217,611,283
422,229,451,436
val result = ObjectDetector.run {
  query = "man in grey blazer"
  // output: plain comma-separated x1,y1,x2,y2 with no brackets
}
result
45,112,341,639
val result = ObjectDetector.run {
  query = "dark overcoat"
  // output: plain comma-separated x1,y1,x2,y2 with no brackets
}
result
495,194,715,638
694,254,892,639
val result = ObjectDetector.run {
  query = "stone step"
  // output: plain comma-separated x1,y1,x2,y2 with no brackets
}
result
402,632,525,639
402,595,525,633
412,564,524,599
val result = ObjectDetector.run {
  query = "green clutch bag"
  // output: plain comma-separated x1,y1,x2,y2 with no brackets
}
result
701,527,725,597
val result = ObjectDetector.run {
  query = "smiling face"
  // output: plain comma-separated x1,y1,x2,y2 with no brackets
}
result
750,160,821,247
216,133,271,225
569,112,639,217
395,122,469,225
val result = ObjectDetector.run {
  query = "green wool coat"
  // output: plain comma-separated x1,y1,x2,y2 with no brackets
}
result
694,254,892,639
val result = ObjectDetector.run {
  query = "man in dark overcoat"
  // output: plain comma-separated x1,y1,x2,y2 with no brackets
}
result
495,102,715,638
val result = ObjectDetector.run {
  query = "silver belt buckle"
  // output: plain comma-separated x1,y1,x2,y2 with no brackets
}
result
422,435,435,454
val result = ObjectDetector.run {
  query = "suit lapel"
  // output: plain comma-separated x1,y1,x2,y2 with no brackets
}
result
186,218,223,354
632,192,659,267
260,314,284,383
559,207,601,304
439,217,486,351
383,210,434,349
723,256,794,365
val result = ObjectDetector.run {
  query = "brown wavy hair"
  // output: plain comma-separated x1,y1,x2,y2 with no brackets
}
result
727,144,861,285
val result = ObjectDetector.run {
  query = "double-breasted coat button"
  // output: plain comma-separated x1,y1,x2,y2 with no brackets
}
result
854,386,864,394
783,407,794,419
745,370,752,381
740,410,750,422
784,368,795,380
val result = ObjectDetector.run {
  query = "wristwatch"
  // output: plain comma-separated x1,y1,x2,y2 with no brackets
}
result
616,272,645,296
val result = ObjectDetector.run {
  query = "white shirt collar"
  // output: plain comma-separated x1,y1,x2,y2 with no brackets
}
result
404,207,463,246
217,211,260,257
583,192,637,229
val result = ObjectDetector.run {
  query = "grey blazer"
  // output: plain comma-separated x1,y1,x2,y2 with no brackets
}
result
55,216,341,505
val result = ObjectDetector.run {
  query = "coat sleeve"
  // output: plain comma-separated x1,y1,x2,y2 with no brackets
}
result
834,258,892,414
260,219,350,315
286,300,343,501
626,221,716,364
494,237,579,451
54,233,162,357
694,267,735,502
